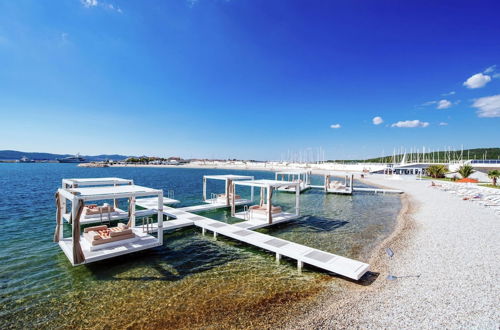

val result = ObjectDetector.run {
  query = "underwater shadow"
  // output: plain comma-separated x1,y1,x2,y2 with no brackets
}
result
262,215,349,234
85,230,242,282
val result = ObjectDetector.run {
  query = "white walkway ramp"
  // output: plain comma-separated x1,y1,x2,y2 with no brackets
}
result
144,206,370,280
179,199,251,213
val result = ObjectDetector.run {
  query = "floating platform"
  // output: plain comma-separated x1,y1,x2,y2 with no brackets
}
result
353,187,403,194
233,211,300,229
135,196,180,209
58,228,160,266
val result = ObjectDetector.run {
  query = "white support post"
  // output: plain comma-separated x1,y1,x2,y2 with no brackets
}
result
213,231,218,240
71,198,77,245
267,185,272,224
295,183,300,216
297,260,303,274
276,252,281,265
130,197,136,228
202,177,207,201
251,185,254,202
202,228,206,236
157,193,163,245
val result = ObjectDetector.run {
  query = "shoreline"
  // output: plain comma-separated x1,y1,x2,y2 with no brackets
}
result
282,176,414,328
295,175,499,328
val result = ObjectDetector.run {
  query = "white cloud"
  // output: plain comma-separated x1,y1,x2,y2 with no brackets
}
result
82,0,98,7
463,73,492,89
391,120,429,128
437,99,452,109
484,65,496,74
472,94,500,118
81,0,121,12
494,73,500,79
330,124,341,129
372,116,383,125
439,122,448,126
422,100,437,106
441,91,456,96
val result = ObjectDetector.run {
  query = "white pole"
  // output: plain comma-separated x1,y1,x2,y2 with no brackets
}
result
130,196,136,227
157,193,163,245
295,183,300,216
202,177,207,201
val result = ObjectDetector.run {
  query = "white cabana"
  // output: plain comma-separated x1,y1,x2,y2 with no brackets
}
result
275,170,311,192
324,173,353,195
202,174,254,206
62,177,134,188
230,179,300,229
54,183,164,266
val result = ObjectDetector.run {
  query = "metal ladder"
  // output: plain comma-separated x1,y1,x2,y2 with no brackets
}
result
142,216,153,233
243,205,250,221
167,190,175,199
210,193,217,204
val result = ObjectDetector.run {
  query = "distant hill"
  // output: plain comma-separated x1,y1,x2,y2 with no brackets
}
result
0,150,132,161
364,148,500,163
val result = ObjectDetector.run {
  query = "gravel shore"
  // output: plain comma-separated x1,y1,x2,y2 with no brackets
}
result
294,175,499,329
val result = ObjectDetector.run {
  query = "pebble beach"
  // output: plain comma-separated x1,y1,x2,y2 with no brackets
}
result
294,175,500,329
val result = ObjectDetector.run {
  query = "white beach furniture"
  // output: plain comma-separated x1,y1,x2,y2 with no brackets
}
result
230,179,301,228
54,181,164,265
275,170,311,192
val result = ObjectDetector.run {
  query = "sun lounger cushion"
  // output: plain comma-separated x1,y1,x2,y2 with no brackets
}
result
90,233,135,246
117,223,128,229
109,228,133,237
84,225,108,233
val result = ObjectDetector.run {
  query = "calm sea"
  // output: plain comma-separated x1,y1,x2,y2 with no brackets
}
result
0,163,400,328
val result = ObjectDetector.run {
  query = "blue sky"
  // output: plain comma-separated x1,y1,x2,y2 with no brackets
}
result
0,0,499,160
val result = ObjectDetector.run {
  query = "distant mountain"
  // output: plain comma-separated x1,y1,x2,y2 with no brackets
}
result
0,150,132,161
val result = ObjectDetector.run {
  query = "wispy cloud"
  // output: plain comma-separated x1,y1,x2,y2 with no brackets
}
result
463,72,492,89
484,65,496,74
391,120,429,128
439,122,448,126
437,99,452,109
441,91,456,96
81,0,122,13
421,100,437,106
330,124,341,129
81,0,98,7
61,32,69,43
472,94,500,118
372,116,383,125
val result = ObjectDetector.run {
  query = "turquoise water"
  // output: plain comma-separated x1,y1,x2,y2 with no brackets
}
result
0,164,400,328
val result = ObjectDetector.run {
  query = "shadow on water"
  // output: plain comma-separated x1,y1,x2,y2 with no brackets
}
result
83,228,243,282
260,215,349,234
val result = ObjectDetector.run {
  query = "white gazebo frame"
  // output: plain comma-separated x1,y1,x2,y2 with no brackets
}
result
324,173,354,195
275,170,311,192
55,184,164,266
202,174,255,206
230,179,301,228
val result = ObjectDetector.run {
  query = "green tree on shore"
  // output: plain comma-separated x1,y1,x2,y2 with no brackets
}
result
488,170,500,186
426,164,447,178
458,165,475,178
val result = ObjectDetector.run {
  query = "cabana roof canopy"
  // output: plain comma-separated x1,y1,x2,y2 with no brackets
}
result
62,177,133,187
203,174,254,181
68,185,160,197
234,179,299,188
